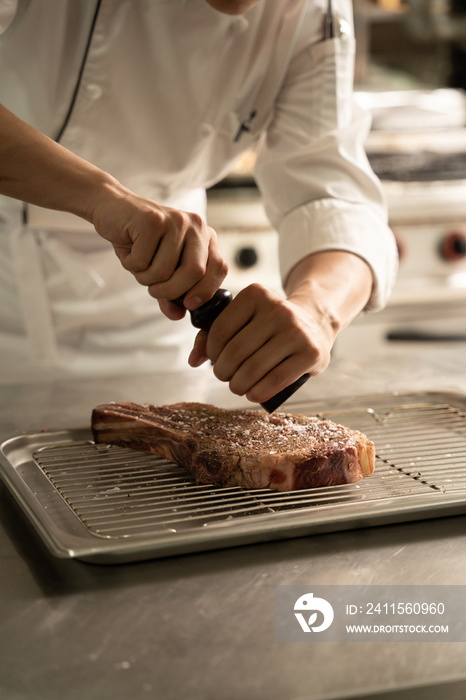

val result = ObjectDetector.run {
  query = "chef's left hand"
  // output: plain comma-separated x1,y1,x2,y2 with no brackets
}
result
188,251,373,404
189,283,332,402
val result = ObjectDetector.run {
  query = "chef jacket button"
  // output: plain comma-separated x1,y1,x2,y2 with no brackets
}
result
199,122,215,138
86,83,103,100
335,16,351,40
230,17,248,35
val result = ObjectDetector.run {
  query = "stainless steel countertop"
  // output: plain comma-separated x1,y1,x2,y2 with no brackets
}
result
1,343,466,700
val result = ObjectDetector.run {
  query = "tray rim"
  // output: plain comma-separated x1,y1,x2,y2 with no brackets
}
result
2,388,466,564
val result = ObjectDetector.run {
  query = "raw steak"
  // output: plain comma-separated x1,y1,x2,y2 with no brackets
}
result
91,402,375,492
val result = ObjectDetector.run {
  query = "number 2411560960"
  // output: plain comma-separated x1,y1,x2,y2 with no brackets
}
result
346,602,446,615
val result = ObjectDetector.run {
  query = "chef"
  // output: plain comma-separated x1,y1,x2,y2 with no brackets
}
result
0,0,397,404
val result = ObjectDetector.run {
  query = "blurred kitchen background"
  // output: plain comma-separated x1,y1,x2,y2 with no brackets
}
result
207,0,466,357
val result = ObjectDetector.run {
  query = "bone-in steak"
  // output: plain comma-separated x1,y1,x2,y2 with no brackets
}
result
91,402,375,492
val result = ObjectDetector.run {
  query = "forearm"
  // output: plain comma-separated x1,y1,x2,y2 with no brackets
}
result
284,250,373,344
0,103,120,222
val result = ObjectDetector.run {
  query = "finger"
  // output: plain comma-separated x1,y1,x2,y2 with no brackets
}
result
226,331,313,397
183,233,228,311
134,234,183,287
207,283,290,371
206,288,260,364
215,299,330,398
112,243,133,269
133,215,185,287
212,313,275,382
120,210,165,274
158,299,187,321
245,353,322,404
188,330,209,367
118,236,160,275
146,225,210,301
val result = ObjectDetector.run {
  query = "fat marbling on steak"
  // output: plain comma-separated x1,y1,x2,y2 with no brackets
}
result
91,402,375,492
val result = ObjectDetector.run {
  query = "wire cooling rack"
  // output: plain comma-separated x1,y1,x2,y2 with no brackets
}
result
2,391,466,563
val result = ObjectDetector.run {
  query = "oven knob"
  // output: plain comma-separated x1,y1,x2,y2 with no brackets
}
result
440,231,466,261
235,246,258,269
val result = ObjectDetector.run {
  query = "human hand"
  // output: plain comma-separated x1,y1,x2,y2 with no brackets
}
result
188,283,335,404
187,251,373,404
91,184,228,316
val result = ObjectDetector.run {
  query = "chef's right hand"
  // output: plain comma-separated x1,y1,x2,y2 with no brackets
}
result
92,186,228,316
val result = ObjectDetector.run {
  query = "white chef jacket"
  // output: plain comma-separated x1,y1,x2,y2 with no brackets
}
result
0,0,398,384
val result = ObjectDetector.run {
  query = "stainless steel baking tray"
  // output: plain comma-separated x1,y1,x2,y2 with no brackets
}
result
2,390,466,564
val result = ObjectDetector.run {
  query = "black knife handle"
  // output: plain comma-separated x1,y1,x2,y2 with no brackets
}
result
259,373,310,413
172,288,309,413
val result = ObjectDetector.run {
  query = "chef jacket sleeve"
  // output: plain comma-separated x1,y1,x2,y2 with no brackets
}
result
253,3,398,312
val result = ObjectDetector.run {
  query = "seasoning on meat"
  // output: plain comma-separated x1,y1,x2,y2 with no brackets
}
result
91,402,375,492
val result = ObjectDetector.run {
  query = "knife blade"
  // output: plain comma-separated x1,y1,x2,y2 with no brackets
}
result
173,288,309,413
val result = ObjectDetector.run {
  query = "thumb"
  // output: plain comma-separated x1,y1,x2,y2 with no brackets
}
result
112,243,132,265
188,330,209,367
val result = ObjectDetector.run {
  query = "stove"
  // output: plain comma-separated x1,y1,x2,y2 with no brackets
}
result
208,89,466,358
